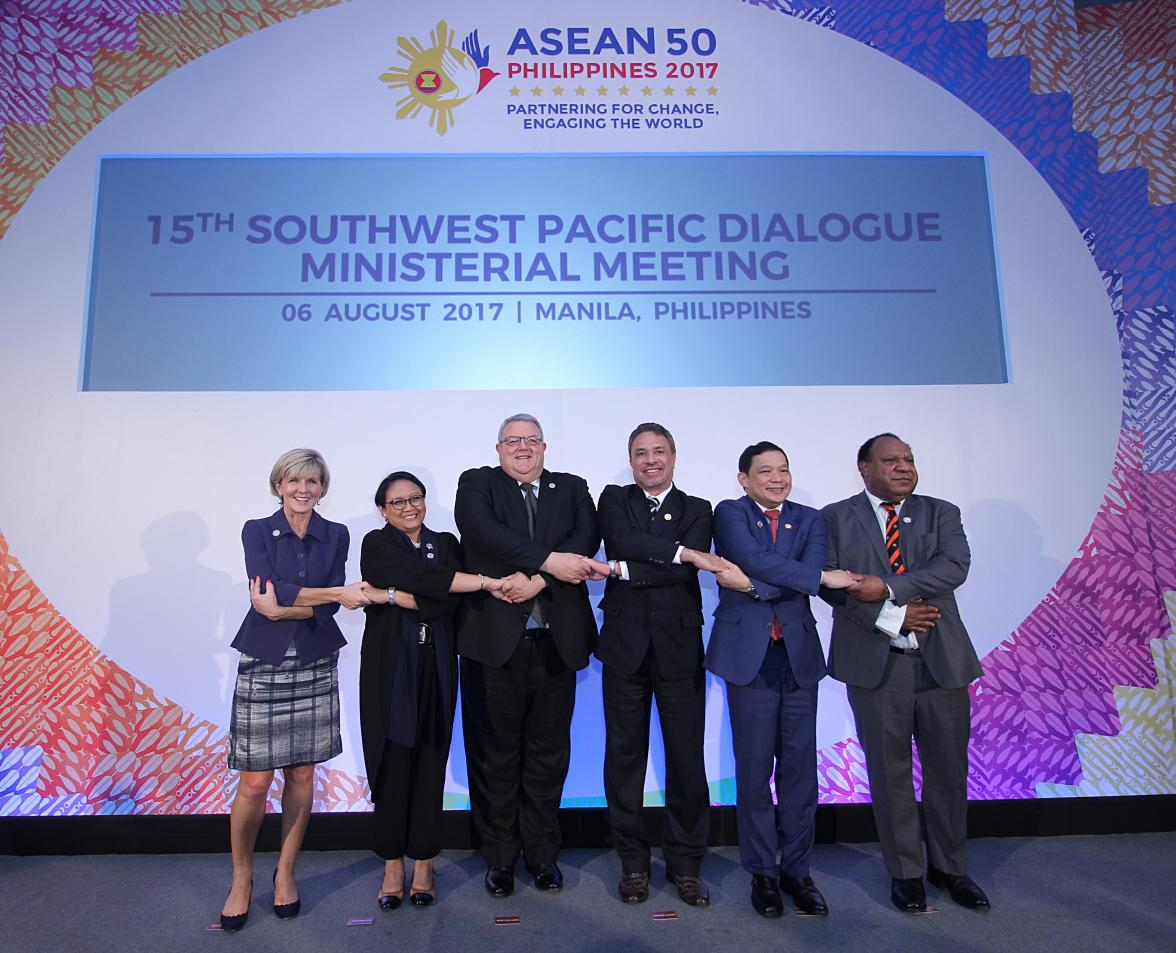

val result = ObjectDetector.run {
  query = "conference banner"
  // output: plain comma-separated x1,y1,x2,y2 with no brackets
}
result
84,153,1005,391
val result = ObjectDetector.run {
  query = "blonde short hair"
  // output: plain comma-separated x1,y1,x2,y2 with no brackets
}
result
269,448,330,497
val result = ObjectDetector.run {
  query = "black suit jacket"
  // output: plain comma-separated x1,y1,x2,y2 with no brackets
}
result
357,524,461,796
455,465,600,670
595,484,712,679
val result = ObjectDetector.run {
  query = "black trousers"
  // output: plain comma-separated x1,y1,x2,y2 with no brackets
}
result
460,632,575,868
371,737,448,861
603,650,708,877
371,641,448,861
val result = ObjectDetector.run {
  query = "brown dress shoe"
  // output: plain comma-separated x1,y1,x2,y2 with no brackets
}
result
619,870,650,904
671,874,710,906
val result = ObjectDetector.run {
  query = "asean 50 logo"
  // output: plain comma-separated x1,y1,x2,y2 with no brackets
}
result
379,20,499,135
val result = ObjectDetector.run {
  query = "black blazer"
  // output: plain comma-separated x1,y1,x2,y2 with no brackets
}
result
595,483,712,679
454,465,600,671
357,523,460,797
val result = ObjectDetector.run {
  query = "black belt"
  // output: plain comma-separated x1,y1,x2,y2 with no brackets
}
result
520,627,550,641
889,645,921,656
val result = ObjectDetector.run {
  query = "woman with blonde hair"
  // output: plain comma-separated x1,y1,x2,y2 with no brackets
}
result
220,448,368,931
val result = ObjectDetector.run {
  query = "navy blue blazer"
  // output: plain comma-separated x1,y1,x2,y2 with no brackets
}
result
230,508,349,666
705,495,827,688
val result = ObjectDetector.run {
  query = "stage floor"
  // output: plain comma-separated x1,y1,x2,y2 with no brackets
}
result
2,833,1171,953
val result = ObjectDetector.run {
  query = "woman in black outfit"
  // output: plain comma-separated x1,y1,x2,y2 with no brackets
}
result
358,471,506,908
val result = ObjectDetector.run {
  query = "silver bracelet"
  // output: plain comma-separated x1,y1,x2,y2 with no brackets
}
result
387,587,396,605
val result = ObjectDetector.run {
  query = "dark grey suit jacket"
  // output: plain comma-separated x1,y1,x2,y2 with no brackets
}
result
820,492,982,690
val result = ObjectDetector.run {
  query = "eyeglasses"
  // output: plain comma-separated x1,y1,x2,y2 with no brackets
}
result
501,436,543,449
384,494,425,510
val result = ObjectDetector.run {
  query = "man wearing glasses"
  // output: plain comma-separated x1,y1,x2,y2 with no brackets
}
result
455,413,604,898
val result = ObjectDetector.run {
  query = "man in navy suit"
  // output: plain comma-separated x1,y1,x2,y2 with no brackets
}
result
820,433,989,913
596,422,727,906
456,413,603,897
707,441,856,918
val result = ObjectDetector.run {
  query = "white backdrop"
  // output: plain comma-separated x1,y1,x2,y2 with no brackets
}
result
0,0,1122,804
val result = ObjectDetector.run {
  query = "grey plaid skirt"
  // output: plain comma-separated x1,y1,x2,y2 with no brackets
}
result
228,646,342,771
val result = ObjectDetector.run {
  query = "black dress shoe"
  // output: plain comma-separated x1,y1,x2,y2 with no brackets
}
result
485,865,514,897
670,874,710,907
890,877,927,913
220,879,252,932
779,875,828,916
927,868,991,909
619,870,650,904
273,870,300,920
526,862,564,891
750,874,784,918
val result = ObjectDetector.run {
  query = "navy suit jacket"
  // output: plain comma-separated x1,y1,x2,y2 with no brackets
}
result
230,508,348,665
705,495,827,688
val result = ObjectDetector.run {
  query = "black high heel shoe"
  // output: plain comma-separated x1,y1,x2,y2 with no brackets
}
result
410,865,435,907
377,891,403,911
220,879,252,932
273,870,301,919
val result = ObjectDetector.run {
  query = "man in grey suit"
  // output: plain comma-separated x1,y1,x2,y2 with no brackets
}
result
820,433,990,913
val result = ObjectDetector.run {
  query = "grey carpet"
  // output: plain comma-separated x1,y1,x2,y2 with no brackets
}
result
1,833,1171,953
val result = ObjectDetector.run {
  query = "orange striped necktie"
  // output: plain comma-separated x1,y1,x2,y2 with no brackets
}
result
880,502,907,574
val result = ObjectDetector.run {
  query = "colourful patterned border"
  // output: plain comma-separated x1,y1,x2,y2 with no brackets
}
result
1,0,1173,814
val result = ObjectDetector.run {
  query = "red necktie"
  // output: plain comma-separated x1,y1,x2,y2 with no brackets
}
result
880,502,907,574
765,510,782,642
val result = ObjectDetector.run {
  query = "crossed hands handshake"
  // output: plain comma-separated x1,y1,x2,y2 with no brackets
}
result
249,577,375,618
823,572,941,634
482,551,613,605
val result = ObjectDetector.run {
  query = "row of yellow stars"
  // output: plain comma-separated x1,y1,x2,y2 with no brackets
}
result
509,85,718,97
